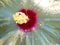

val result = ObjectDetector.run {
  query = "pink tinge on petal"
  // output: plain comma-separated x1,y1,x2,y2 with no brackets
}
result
17,8,37,32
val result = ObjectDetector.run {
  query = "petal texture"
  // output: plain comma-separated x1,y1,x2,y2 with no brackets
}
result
0,0,60,45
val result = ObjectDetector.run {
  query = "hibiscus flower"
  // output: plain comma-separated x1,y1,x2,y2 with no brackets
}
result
0,0,60,45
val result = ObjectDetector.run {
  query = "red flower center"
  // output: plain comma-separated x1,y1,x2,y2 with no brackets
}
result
14,8,37,32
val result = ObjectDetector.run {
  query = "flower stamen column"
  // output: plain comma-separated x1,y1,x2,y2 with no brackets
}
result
13,8,37,32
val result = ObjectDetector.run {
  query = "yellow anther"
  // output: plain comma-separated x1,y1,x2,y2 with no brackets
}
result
13,12,29,24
